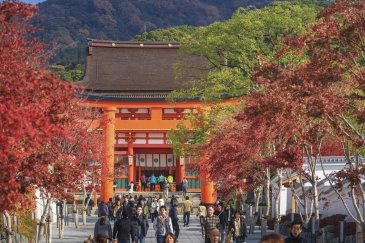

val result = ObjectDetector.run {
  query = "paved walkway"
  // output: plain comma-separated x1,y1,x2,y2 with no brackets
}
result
50,214,264,243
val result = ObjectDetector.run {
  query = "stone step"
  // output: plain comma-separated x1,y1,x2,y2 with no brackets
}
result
72,192,202,213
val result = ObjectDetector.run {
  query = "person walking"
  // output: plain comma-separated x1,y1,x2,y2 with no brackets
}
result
260,233,284,243
150,198,159,223
98,201,109,217
158,174,165,191
181,177,188,197
163,232,177,243
139,200,149,218
131,205,149,243
170,195,178,208
201,206,220,243
228,211,247,243
158,195,165,210
153,206,173,243
196,203,207,226
284,221,307,243
94,212,112,242
169,202,180,241
115,200,122,219
182,196,193,227
107,198,115,221
210,228,220,243
128,181,134,193
122,196,134,219
150,174,156,191
214,204,227,243
140,174,147,191
113,211,135,243
224,204,234,223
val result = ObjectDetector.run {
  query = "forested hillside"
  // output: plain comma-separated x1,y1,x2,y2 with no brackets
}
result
33,0,273,65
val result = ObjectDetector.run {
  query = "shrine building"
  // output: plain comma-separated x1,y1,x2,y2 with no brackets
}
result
80,39,216,204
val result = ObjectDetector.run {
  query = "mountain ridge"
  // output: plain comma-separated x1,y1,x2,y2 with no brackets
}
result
32,0,273,64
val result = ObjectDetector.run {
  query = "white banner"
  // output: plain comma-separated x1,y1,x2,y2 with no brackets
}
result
152,154,160,167
146,154,153,167
138,154,146,167
167,154,174,166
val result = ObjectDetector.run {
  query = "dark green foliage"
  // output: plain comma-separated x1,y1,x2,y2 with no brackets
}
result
50,63,85,82
33,0,274,65
133,25,196,42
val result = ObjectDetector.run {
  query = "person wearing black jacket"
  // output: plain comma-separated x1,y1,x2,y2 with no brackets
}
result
228,211,247,243
113,211,135,243
116,196,134,220
224,204,234,223
169,203,180,240
285,221,307,243
214,204,227,243
131,205,149,243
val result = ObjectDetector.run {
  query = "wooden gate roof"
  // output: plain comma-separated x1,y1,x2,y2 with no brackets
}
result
80,39,209,101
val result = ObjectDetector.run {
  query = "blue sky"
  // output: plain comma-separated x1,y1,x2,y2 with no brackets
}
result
22,0,45,4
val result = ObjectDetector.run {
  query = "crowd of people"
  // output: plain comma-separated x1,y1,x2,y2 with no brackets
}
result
131,173,177,192
88,193,307,243
90,193,176,243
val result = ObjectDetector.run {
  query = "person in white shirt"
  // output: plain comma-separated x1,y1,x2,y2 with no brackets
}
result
150,198,159,223
158,195,165,209
128,181,134,193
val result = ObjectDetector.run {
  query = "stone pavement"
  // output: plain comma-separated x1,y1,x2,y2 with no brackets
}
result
50,214,264,243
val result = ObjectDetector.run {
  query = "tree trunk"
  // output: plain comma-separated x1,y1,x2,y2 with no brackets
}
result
264,167,271,217
59,201,66,239
4,211,12,243
46,214,52,243
37,198,52,243
58,215,64,239
274,190,279,223
82,187,87,225
305,151,319,223
312,178,319,222
73,204,79,229
272,169,283,224
273,192,280,222
82,209,86,225
254,189,262,213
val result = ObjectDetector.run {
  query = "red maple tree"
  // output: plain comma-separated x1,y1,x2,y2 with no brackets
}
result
0,1,104,212
244,0,364,227
201,0,365,223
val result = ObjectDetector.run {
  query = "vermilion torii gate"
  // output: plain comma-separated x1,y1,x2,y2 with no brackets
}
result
81,39,217,204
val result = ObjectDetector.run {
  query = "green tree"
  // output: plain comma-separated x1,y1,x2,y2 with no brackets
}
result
173,1,319,100
168,1,320,156
50,63,85,82
168,104,239,157
133,25,197,42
